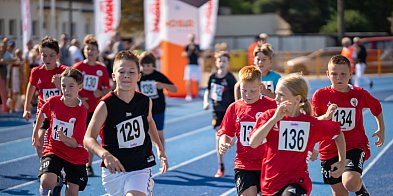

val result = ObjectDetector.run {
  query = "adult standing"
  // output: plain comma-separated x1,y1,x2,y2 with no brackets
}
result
341,37,355,73
248,33,268,66
182,33,202,102
59,34,72,66
353,37,372,88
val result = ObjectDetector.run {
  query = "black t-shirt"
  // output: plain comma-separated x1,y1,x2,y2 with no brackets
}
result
207,72,237,112
138,70,174,114
185,44,201,65
100,91,156,172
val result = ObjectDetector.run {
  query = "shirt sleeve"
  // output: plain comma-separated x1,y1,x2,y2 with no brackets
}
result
41,98,52,119
29,68,38,87
310,89,323,117
217,104,236,138
158,71,174,85
363,89,382,116
101,66,111,89
250,109,274,137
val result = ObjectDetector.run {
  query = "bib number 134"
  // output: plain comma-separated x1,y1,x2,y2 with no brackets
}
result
278,121,310,152
116,116,145,149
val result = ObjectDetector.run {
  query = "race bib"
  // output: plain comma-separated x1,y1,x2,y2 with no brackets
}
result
140,80,158,97
262,81,274,93
278,121,310,152
83,74,99,91
116,116,146,149
239,121,255,146
43,88,61,101
51,118,74,141
332,108,356,131
210,83,224,101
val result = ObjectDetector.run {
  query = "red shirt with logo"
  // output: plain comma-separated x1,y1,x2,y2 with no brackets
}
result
41,95,88,165
73,61,110,113
251,109,341,195
29,64,67,114
217,97,276,170
311,85,382,160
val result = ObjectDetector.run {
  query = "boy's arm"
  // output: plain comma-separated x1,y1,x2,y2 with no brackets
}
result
32,110,45,147
234,81,241,101
330,132,346,178
203,89,210,110
147,99,168,173
57,127,79,148
23,83,36,120
316,104,337,120
156,82,177,93
372,112,385,147
84,101,125,173
261,85,275,99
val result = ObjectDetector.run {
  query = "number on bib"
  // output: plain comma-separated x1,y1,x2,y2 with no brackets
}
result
239,121,255,146
43,88,61,101
116,116,146,149
262,81,274,93
332,108,355,131
51,118,74,141
278,121,310,152
83,74,99,91
140,80,158,97
210,83,224,101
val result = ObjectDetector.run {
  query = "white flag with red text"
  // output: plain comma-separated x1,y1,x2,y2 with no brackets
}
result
21,0,31,55
198,0,218,50
144,0,162,50
94,0,121,51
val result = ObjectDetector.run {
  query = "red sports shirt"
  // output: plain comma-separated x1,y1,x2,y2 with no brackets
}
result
311,85,382,160
217,97,276,170
29,64,67,113
251,109,341,195
41,95,88,165
73,61,110,113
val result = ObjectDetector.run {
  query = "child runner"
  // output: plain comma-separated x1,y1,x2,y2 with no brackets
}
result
217,65,276,195
73,34,111,177
203,51,237,178
249,73,346,196
24,36,67,158
235,43,281,100
311,55,385,196
32,67,88,195
84,50,168,196
138,51,177,149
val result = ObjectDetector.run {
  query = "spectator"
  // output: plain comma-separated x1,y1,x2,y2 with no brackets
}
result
182,33,202,101
69,38,84,64
248,33,268,66
341,37,355,73
59,33,72,66
353,37,373,88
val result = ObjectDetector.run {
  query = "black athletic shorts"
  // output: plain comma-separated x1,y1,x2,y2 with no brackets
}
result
39,154,88,191
234,169,261,195
321,148,366,185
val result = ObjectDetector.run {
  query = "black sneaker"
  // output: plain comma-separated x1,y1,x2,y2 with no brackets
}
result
86,165,95,177
369,81,373,89
49,175,63,196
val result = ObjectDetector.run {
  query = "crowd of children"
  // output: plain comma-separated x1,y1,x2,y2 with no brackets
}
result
4,31,384,196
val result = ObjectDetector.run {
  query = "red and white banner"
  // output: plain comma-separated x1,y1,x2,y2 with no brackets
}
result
198,0,218,50
144,0,161,50
21,0,31,55
94,0,121,51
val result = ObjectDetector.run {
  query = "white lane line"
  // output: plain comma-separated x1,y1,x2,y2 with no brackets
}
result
166,110,210,124
363,138,393,176
0,137,31,147
166,126,211,142
220,187,237,196
0,181,36,193
0,154,36,166
0,123,33,133
152,149,216,178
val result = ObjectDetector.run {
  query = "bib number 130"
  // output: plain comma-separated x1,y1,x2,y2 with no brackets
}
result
278,121,310,152
116,116,145,149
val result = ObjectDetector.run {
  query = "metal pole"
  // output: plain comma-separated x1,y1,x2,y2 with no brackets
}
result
337,0,345,41
69,0,73,37
50,0,56,37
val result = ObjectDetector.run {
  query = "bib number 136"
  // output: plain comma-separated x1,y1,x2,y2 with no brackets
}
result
278,121,310,152
116,116,145,149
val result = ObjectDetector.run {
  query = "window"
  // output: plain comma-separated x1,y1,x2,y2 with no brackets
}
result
9,19,17,36
32,20,38,36
0,19,4,35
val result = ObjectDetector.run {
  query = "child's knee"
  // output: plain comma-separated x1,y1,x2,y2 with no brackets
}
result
342,175,362,192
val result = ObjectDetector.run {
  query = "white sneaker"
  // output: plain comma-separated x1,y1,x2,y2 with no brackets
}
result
185,95,193,102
